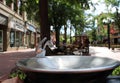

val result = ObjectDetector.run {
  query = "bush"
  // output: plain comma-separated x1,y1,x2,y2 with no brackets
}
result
9,67,26,80
112,66,120,76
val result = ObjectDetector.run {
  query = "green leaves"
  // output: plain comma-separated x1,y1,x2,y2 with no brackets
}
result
105,0,120,7
112,66,120,76
9,69,26,80
6,0,13,3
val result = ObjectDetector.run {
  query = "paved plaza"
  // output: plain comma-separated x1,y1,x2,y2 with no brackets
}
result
0,46,120,82
90,46,120,61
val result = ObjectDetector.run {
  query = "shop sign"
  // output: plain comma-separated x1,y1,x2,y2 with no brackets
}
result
15,23,24,32
27,24,36,32
10,20,25,32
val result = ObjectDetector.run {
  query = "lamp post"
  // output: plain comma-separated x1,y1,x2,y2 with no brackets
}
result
107,22,110,49
103,18,111,49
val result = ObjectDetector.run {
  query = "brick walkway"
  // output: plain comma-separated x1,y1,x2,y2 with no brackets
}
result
0,46,120,82
0,49,36,82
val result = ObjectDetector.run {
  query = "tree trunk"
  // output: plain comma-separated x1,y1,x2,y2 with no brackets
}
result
39,0,50,40
64,25,67,43
55,27,60,47
39,0,52,56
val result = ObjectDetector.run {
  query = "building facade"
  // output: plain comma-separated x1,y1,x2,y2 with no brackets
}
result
0,0,38,51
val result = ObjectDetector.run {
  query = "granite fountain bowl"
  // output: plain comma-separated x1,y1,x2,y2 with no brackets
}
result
16,56,120,83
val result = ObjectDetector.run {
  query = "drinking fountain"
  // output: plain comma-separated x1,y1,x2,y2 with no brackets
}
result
16,38,120,83
35,37,57,57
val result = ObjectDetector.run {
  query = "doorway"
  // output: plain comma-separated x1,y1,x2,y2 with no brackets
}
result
0,30,3,51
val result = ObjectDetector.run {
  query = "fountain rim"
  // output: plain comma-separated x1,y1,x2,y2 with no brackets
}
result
16,56,120,73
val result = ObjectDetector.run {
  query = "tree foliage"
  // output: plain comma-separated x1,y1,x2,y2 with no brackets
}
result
16,0,93,45
47,0,92,45
104,0,120,32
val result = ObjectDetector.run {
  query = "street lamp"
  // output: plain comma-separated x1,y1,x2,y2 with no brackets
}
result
103,18,114,49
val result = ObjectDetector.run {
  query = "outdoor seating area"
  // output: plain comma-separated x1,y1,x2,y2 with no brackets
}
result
57,35,90,56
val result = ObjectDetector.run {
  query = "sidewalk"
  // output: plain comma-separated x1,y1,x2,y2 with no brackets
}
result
89,46,120,61
0,48,36,82
0,46,120,82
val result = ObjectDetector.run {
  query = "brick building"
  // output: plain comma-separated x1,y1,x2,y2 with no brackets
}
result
0,0,39,51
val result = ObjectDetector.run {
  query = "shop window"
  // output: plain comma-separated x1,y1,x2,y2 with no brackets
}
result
10,31,15,47
0,30,3,51
0,31,2,43
31,33,34,44
15,31,18,45
24,34,27,45
15,31,24,47
19,32,24,46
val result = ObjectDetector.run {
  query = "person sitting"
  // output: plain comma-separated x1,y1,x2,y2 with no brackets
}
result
81,37,90,55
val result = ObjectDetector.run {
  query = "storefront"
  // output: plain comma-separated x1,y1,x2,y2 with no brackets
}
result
8,19,26,51
0,1,37,51
26,24,36,48
0,14,8,51
36,28,40,44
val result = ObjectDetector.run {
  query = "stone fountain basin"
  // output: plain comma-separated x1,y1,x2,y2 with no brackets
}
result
16,56,120,83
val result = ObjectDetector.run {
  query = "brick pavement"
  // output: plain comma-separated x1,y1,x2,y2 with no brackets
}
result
0,49,36,82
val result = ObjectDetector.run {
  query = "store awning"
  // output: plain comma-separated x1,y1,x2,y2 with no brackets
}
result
0,15,7,25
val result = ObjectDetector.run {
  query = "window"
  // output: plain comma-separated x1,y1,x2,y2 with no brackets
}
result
15,31,24,47
10,31,15,47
